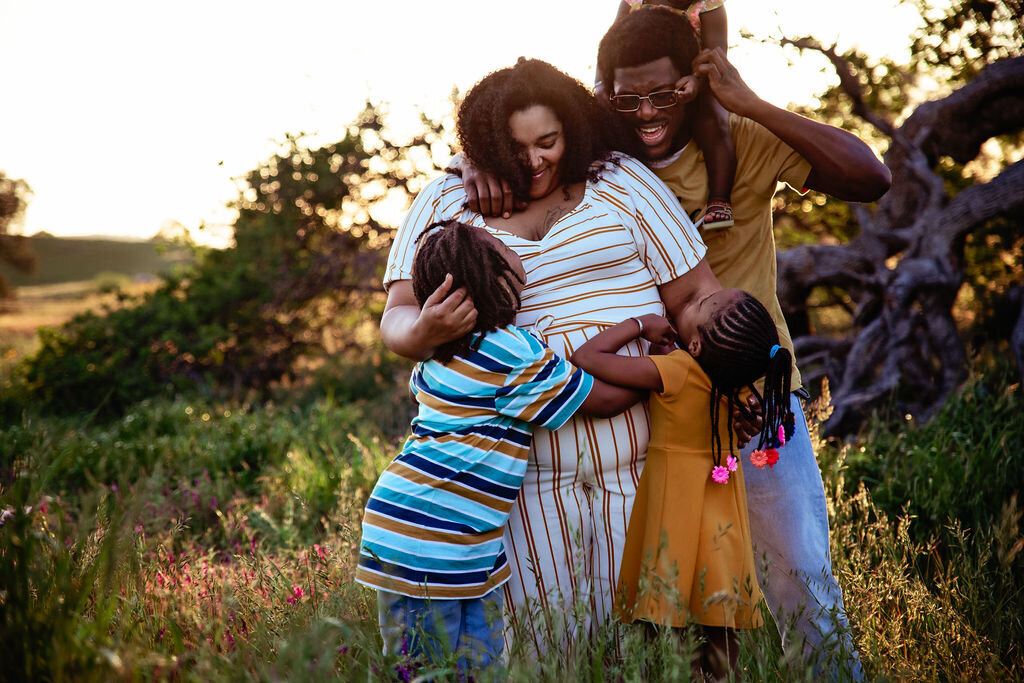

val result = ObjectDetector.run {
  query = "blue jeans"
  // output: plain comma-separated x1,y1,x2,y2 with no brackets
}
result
377,589,505,673
742,393,865,681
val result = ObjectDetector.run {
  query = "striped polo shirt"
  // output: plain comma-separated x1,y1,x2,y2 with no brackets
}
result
355,325,594,599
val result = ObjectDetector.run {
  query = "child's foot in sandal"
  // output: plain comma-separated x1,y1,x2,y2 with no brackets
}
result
703,200,734,229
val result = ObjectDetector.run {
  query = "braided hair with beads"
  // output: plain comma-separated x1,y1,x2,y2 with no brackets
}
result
693,291,796,474
412,220,525,364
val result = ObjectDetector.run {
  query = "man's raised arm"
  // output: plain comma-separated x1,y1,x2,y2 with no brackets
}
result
693,48,891,202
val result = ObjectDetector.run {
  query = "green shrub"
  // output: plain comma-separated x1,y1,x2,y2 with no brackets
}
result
12,106,448,418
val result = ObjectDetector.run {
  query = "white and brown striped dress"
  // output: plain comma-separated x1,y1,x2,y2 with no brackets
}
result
384,154,706,646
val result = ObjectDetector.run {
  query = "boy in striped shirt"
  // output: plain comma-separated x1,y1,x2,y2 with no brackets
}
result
356,220,647,672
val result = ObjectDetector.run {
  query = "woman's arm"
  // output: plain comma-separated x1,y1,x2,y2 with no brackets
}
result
571,313,675,392
380,278,477,361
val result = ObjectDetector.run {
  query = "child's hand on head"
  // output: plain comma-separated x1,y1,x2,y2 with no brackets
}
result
646,340,678,356
636,314,677,345
673,74,699,103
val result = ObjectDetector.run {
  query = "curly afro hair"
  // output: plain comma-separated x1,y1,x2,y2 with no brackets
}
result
457,58,626,203
597,6,701,91
412,220,524,363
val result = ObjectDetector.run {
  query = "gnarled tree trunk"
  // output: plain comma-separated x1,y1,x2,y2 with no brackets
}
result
775,54,1024,436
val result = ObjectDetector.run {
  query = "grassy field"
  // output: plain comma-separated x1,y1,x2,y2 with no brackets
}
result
1,349,1021,680
0,234,193,289
0,278,162,368
1,262,1022,680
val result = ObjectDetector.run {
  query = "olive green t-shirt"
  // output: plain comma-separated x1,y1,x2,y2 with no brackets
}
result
652,114,812,391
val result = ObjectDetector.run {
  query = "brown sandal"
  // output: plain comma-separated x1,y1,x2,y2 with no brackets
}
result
701,200,734,230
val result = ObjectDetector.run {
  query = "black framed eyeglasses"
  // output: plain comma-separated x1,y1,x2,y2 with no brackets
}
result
608,89,682,112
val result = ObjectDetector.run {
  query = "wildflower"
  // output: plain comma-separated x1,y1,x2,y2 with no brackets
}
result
711,466,730,484
0,507,13,526
765,448,780,468
726,455,738,472
750,450,768,469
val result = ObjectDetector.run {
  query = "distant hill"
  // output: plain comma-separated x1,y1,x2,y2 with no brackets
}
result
0,235,195,288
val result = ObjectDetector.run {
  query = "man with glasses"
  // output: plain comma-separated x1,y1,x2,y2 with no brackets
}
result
596,9,886,680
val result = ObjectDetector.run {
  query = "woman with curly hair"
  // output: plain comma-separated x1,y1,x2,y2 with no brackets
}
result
380,58,720,651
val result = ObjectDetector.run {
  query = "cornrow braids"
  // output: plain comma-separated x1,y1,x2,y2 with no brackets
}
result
412,220,524,363
694,292,794,468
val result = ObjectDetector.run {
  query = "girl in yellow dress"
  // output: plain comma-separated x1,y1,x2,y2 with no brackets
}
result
570,287,795,679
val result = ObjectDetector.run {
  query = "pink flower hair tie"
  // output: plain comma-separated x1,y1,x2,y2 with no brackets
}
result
750,449,768,469
711,465,730,484
777,424,786,446
727,455,738,472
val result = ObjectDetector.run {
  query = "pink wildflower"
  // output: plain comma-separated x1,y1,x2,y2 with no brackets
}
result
750,450,769,469
711,466,730,484
727,455,738,472
766,448,780,468
777,424,786,446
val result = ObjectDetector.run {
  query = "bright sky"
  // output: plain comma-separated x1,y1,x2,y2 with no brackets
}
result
0,0,921,247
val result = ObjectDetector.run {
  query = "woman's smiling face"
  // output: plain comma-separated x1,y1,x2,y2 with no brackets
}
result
508,104,566,200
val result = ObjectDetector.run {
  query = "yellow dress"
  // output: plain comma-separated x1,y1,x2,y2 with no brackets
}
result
615,350,763,629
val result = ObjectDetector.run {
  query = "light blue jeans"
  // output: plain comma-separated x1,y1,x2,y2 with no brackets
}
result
741,393,865,681
377,589,505,673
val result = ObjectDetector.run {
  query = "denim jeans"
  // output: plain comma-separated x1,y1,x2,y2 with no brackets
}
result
377,589,505,673
741,393,865,681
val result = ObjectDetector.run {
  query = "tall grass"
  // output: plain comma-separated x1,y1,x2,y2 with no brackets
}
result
1,362,1021,680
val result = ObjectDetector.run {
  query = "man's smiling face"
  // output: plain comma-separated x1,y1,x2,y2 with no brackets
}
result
612,56,690,162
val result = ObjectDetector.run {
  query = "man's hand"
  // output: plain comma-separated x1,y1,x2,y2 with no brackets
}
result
414,274,478,344
636,314,677,345
692,48,758,117
732,392,764,449
460,158,523,218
